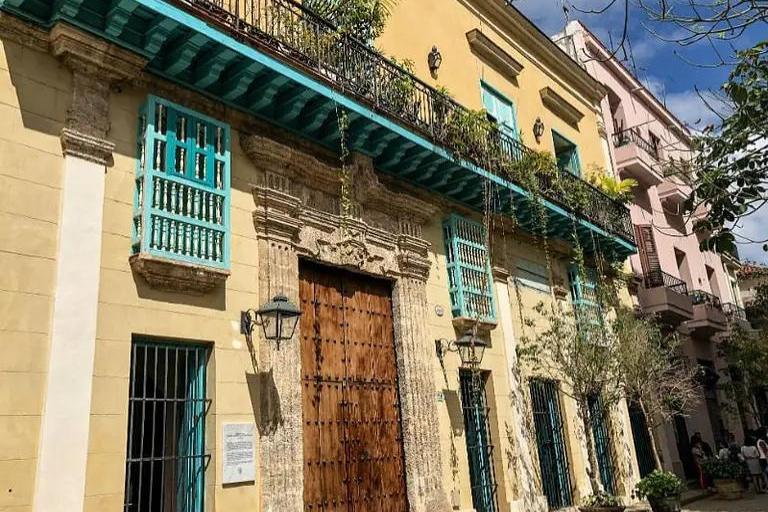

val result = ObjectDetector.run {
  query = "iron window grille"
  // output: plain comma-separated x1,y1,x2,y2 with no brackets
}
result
459,370,499,512
588,394,616,496
443,214,496,323
628,401,657,478
133,96,231,270
530,379,573,509
123,340,211,512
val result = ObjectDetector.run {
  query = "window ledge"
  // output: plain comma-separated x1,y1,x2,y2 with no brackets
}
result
452,316,498,333
130,253,230,295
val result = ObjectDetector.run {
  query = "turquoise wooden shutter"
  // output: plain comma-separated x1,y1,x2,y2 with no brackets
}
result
481,83,518,140
569,266,601,327
133,96,231,270
589,394,616,495
443,214,496,323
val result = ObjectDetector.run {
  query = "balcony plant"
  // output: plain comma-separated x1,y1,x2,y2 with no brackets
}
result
304,0,398,42
580,491,625,512
634,470,684,512
701,458,744,500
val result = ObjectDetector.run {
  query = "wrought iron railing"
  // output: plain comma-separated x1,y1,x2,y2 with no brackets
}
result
722,303,747,321
689,289,722,309
168,0,635,243
613,128,660,161
641,269,689,296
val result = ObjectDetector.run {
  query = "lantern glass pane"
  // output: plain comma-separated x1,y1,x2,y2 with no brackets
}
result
260,313,279,341
278,312,299,341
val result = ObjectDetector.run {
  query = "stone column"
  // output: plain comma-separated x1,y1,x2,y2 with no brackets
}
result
33,24,145,512
393,240,451,512
252,181,305,512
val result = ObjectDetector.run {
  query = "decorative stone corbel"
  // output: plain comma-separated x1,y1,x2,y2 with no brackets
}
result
50,23,146,165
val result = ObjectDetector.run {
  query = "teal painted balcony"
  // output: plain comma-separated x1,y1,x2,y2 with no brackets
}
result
1,0,637,258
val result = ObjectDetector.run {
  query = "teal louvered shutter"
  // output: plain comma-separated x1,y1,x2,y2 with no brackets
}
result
133,97,231,270
569,266,602,328
443,214,496,323
481,83,519,140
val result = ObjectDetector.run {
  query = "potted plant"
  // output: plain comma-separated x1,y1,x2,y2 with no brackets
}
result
579,491,625,512
701,458,744,500
635,470,684,512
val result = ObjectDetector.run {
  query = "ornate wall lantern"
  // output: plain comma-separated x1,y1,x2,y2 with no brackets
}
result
435,330,488,368
428,46,443,74
533,117,545,143
241,293,301,343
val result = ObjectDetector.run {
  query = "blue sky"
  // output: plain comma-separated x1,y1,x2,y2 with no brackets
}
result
512,0,768,264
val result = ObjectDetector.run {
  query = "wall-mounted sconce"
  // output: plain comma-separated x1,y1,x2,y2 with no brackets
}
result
533,117,545,143
428,45,443,76
435,330,487,368
241,293,301,344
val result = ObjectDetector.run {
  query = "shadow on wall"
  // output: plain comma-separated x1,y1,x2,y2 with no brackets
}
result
246,370,282,437
131,270,228,310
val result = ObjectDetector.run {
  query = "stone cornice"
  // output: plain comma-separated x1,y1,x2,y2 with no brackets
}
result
50,23,147,83
466,28,524,80
540,86,585,127
0,12,48,51
129,254,230,295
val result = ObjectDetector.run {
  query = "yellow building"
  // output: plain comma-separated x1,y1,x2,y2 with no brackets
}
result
0,1,640,511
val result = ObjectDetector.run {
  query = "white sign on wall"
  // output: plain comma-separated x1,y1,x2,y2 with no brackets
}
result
222,423,255,484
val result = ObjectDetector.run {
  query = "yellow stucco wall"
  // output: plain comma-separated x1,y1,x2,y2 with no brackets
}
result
378,0,610,174
0,37,69,511
0,3,636,510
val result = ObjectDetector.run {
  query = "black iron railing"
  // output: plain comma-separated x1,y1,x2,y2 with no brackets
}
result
689,290,722,309
613,128,660,161
722,303,747,321
641,269,689,296
169,0,635,243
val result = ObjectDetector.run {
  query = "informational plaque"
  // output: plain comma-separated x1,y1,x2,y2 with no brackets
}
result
222,423,255,484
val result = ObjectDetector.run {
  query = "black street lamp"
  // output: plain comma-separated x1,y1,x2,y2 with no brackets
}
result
241,293,301,343
435,330,488,368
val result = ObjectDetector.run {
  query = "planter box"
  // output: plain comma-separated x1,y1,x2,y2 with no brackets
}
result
713,479,743,500
579,507,626,512
648,496,681,512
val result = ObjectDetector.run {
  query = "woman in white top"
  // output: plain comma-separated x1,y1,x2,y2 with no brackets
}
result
742,437,766,493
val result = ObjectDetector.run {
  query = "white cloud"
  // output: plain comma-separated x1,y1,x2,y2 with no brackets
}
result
662,89,724,130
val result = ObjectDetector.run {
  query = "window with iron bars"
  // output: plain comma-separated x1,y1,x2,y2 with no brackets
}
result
133,96,231,270
443,214,496,323
123,339,211,512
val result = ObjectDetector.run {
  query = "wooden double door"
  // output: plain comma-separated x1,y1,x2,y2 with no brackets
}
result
299,262,408,512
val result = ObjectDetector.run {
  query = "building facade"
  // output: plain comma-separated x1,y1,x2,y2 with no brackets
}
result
0,2,644,512
559,20,751,481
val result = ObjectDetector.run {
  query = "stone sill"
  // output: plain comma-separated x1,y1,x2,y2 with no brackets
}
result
451,316,498,333
130,253,230,295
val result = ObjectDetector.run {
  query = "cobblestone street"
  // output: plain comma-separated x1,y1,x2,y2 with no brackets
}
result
684,493,768,511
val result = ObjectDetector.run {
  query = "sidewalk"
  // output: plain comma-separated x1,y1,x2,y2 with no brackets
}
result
683,492,768,511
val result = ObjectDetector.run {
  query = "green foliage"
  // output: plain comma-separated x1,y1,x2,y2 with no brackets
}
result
583,491,621,507
634,470,684,500
380,57,419,121
304,0,399,41
687,40,768,254
585,166,637,203
701,458,744,480
442,108,499,164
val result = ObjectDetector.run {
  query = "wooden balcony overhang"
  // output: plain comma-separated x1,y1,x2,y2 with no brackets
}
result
2,0,637,259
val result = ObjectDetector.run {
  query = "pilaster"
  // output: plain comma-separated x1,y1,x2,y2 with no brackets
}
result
33,23,145,512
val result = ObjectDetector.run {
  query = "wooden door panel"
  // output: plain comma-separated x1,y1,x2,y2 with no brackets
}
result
301,262,407,512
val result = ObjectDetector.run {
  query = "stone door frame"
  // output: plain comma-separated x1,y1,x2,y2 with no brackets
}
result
243,133,450,512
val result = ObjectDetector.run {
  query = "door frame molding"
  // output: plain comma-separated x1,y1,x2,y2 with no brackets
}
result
243,132,450,512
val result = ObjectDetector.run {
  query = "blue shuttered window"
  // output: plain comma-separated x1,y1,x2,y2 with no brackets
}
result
588,394,616,495
552,131,581,177
444,214,496,323
133,96,231,270
530,379,572,509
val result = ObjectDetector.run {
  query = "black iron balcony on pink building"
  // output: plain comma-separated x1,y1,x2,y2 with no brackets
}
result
3,0,636,258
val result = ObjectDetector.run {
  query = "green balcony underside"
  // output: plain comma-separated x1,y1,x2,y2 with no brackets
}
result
1,0,637,259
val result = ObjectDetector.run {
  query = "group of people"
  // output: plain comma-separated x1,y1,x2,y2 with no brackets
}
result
691,430,768,492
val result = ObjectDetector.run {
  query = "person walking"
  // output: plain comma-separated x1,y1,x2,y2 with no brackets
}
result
691,436,707,490
742,436,766,493
757,431,768,479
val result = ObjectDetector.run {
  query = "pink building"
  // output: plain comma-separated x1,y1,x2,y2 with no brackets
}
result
557,20,750,481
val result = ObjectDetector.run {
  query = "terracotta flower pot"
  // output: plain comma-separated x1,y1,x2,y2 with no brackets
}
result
713,478,743,500
647,495,682,512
